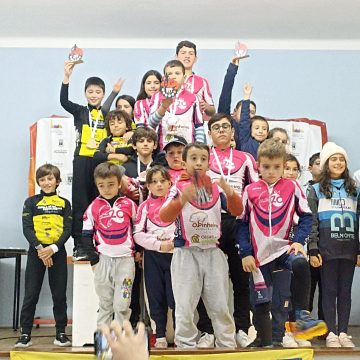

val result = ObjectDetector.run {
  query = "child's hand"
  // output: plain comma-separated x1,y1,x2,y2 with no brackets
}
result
42,257,53,268
123,131,134,143
242,255,256,272
160,240,174,252
243,82,252,100
180,184,197,205
63,61,75,83
216,177,234,197
310,254,322,268
106,143,116,154
134,251,142,263
356,255,360,267
199,99,207,113
160,98,173,111
231,56,241,66
287,242,306,257
113,78,125,93
38,246,54,261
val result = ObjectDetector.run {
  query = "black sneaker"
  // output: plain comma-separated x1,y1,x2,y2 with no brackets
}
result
54,333,71,347
14,334,32,348
72,248,90,261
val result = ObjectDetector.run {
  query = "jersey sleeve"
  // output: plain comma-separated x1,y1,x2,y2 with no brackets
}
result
159,185,182,223
235,188,253,258
133,202,161,251
22,197,42,249
218,62,238,114
53,198,72,249
60,83,84,123
293,181,312,245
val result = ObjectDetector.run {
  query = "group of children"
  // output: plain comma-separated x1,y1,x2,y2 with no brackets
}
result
15,40,360,350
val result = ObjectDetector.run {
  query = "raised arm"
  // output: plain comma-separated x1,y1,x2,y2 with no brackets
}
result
102,78,125,114
218,57,240,115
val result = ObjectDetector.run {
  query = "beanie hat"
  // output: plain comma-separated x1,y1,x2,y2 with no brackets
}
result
320,142,348,169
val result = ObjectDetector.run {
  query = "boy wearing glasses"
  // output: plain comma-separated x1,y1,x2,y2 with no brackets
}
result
207,113,258,347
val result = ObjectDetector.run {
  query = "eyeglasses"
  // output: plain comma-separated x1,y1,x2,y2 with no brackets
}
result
211,123,231,132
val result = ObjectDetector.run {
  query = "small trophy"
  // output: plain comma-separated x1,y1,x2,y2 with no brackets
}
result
160,76,179,98
68,44,84,64
235,41,250,59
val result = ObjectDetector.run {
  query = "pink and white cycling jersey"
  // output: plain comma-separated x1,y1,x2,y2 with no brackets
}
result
168,168,186,185
133,196,176,252
134,98,152,127
82,196,137,258
208,146,258,196
183,74,214,105
164,179,224,249
239,178,311,266
149,89,204,150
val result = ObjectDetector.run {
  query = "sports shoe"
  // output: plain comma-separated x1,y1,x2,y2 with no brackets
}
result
154,337,168,348
197,332,215,348
14,334,32,348
54,333,71,347
338,332,355,348
295,339,312,347
326,332,341,348
273,341,283,348
294,310,328,340
72,248,90,261
236,330,250,347
282,332,298,347
246,336,261,348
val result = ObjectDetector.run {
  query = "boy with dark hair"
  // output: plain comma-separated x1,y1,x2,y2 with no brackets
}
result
175,40,215,118
237,139,327,347
160,143,243,348
81,162,137,327
123,127,158,180
15,164,72,348
148,60,205,151
207,113,258,347
60,61,122,261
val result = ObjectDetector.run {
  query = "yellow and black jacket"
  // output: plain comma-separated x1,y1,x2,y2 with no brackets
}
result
60,83,118,157
22,191,72,249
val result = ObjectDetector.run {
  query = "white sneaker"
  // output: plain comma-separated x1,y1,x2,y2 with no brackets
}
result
295,339,312,347
197,332,215,348
282,332,298,348
339,332,355,348
236,330,250,348
326,332,341,348
155,337,168,348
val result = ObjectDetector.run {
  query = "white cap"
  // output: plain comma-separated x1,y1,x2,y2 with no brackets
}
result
319,142,348,169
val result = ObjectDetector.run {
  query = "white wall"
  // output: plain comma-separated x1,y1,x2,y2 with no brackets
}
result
0,47,359,326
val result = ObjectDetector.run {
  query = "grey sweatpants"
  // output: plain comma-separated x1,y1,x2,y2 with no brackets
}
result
94,254,135,327
171,247,236,348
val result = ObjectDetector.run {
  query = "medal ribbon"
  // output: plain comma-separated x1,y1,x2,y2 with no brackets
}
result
211,147,233,184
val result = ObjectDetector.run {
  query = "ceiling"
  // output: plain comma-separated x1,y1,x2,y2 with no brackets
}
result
2,0,360,48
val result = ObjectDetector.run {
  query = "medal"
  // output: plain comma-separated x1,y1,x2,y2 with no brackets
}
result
68,44,84,64
86,138,97,149
86,109,102,149
235,41,250,59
